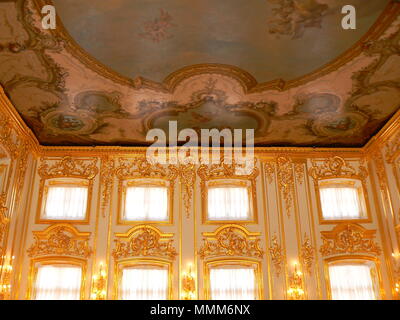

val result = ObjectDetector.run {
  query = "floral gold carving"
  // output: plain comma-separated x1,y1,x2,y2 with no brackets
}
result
294,162,305,185
100,156,115,217
38,156,99,180
385,131,400,163
198,225,263,259
277,156,294,217
264,161,275,184
309,156,368,181
300,233,315,275
27,224,92,258
320,224,381,256
0,193,9,245
113,225,177,260
177,163,196,218
269,233,285,277
0,114,19,159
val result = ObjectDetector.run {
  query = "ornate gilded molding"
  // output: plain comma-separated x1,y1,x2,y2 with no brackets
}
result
38,156,99,180
27,224,92,258
300,233,315,275
113,225,177,260
0,114,19,159
115,157,178,182
269,233,285,277
198,225,263,259
309,156,368,181
0,193,9,245
276,156,294,217
197,157,259,199
177,163,196,218
385,125,400,163
263,161,275,184
294,162,305,185
100,156,115,217
320,224,381,257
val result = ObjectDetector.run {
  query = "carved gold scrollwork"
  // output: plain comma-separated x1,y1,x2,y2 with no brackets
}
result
115,157,178,181
0,193,9,245
385,131,400,163
309,156,368,181
0,114,19,159
319,224,381,256
300,233,315,275
38,156,99,180
100,156,115,217
177,163,196,218
197,156,259,197
113,225,177,260
198,225,263,259
276,156,295,217
263,161,275,184
269,233,285,277
27,224,92,258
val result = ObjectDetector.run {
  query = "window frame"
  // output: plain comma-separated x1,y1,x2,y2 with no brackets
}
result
36,178,92,224
202,179,257,224
117,178,173,225
324,255,384,300
114,259,173,300
203,259,263,300
27,256,87,300
315,178,372,224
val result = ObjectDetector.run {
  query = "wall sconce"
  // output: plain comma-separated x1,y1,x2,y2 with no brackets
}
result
181,264,196,300
287,263,304,300
0,255,14,300
91,262,107,300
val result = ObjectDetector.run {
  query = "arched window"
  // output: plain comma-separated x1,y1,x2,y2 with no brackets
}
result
205,180,256,223
29,258,86,300
118,179,172,224
316,178,370,223
116,260,171,300
205,260,261,300
326,258,381,300
38,178,90,222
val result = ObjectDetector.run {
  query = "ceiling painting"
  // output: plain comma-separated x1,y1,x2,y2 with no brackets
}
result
0,0,398,147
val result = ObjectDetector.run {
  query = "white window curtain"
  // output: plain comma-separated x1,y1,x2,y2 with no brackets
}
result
120,268,168,300
209,268,256,300
124,186,168,221
319,187,363,220
35,265,82,300
328,264,377,300
44,186,88,220
208,187,250,220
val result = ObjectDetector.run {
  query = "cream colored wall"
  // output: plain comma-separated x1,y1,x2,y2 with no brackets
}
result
5,152,398,300
0,94,399,300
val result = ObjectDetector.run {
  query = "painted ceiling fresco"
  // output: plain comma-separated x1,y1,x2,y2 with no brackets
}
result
0,0,399,147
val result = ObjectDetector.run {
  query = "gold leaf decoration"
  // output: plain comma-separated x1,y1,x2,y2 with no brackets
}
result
385,130,400,163
276,156,294,217
27,224,92,258
320,224,381,256
309,156,368,181
300,233,315,275
197,156,259,200
198,225,263,259
38,156,99,180
269,233,285,277
0,193,9,245
264,161,275,184
115,157,178,182
100,156,115,217
113,225,177,260
177,163,196,218
0,114,19,159
294,162,305,185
